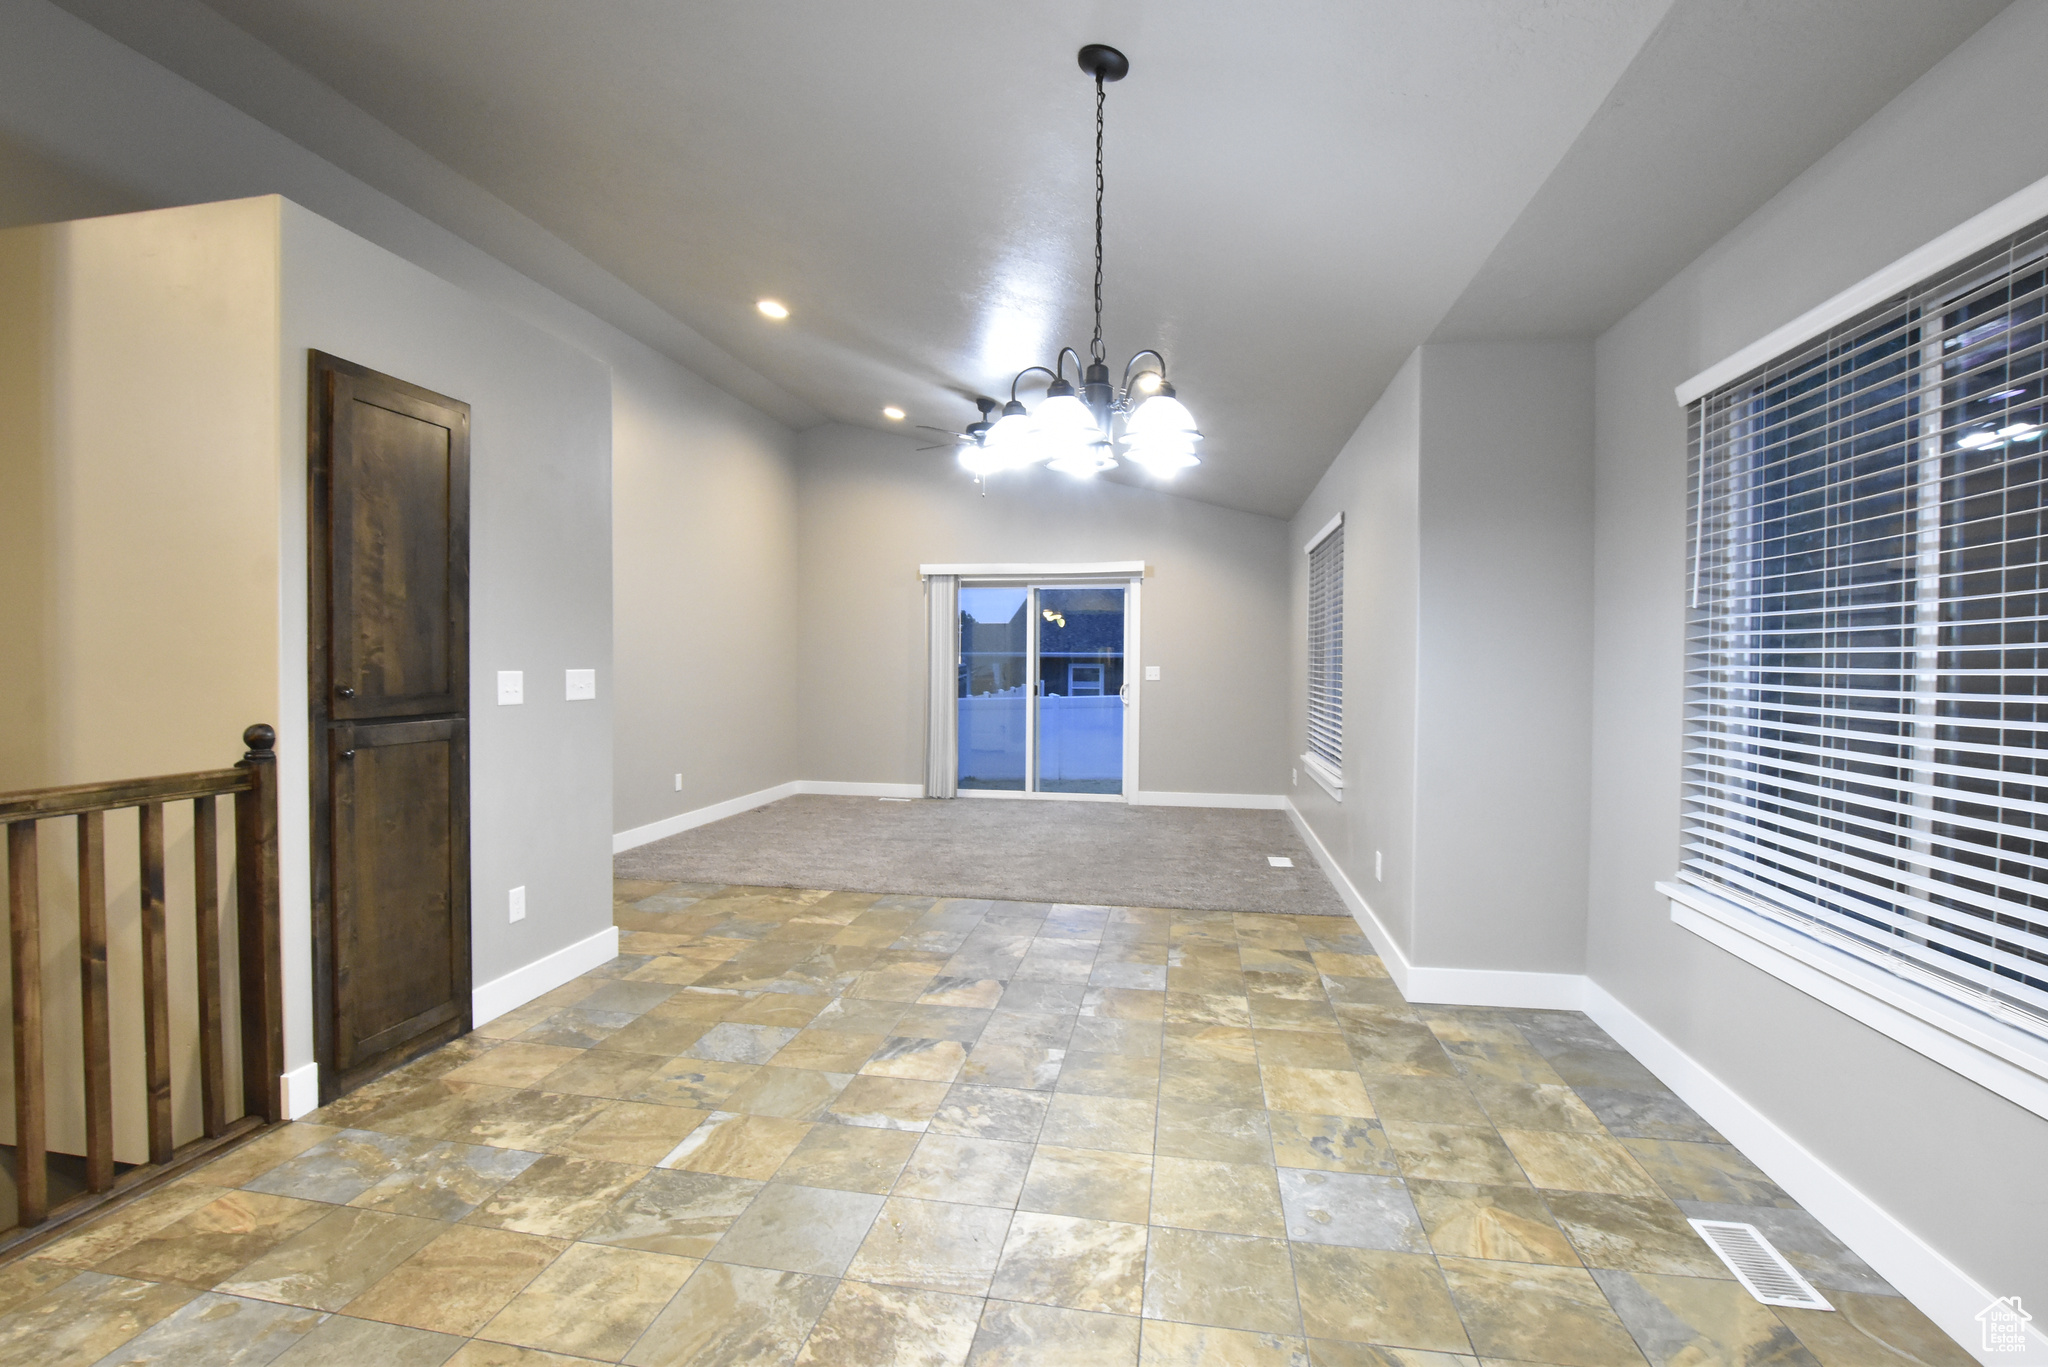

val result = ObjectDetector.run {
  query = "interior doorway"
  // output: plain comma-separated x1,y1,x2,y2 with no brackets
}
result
958,582,1131,798
308,352,472,1103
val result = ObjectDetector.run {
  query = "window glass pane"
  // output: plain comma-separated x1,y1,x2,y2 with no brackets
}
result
1037,586,1124,794
959,587,1026,791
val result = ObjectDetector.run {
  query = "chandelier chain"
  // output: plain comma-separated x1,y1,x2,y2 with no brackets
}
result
1092,75,1106,364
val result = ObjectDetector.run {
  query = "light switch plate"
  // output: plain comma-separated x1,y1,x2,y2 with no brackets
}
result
497,671,523,705
509,886,526,922
565,669,597,701
1145,665,1161,681
1267,856,1293,868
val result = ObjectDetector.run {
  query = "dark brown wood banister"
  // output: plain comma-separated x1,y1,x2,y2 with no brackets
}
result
1,725,285,1261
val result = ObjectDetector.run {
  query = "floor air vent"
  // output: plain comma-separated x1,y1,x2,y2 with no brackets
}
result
1688,1219,1833,1311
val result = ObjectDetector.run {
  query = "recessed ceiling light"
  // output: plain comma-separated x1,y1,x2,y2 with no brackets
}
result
883,406,906,421
756,299,789,320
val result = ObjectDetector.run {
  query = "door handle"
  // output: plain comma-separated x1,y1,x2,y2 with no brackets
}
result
337,686,356,699
338,749,356,760
1119,683,1130,705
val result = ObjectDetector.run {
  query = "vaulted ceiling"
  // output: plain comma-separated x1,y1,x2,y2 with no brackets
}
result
57,0,2010,516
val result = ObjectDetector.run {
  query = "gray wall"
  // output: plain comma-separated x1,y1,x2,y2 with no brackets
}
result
1289,343,1593,975
612,348,800,833
796,424,1291,798
1588,2,2048,1312
1415,342,1593,973
1289,355,1422,949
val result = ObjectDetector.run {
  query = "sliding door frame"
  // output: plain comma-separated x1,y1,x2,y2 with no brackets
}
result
922,562,1144,803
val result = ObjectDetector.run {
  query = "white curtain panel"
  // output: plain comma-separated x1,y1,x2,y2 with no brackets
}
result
924,573,959,799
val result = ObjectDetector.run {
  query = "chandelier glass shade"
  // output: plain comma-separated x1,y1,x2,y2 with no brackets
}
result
951,44,1200,483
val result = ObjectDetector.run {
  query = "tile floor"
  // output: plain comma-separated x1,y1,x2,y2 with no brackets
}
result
0,882,1975,1366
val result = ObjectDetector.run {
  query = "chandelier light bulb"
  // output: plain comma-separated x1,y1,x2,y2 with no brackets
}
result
1124,438,1201,477
981,408,1041,469
1047,442,1118,478
1125,391,1199,439
1034,392,1104,466
958,443,1006,478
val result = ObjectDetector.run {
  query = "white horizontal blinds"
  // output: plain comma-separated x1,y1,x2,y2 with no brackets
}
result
1684,219,2048,1035
1307,524,1344,770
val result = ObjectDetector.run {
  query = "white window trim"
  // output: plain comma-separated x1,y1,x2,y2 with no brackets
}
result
1677,168,2048,405
1300,751,1344,802
1302,512,1344,557
1661,880,2048,1122
921,561,1147,578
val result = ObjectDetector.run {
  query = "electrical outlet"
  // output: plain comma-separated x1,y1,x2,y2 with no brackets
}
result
509,885,526,923
1374,851,1383,882
565,668,597,701
674,773,682,791
1145,665,1161,681
497,671,523,705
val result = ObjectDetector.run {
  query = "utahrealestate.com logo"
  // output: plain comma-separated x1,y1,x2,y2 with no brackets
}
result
1978,1297,2034,1355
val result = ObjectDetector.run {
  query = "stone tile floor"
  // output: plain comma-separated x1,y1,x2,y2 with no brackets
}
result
0,882,1975,1365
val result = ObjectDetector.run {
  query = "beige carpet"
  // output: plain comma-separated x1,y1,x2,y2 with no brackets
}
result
613,795,1353,916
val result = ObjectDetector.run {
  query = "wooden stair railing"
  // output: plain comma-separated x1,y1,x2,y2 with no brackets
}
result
1,725,284,1259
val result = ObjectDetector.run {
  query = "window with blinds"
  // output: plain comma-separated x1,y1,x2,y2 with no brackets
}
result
1684,219,2048,1037
1306,520,1344,782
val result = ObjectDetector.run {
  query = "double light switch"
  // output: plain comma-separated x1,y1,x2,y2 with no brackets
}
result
497,669,599,704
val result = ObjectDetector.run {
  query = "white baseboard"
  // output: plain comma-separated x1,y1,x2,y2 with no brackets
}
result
1403,965,1585,1010
1584,981,2041,1363
617,782,1279,853
1281,800,1582,1008
613,781,801,853
280,1063,320,1121
1133,790,1288,809
1283,798,1416,993
472,924,621,1027
798,780,924,799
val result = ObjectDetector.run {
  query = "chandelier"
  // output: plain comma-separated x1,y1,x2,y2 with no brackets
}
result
942,45,1201,482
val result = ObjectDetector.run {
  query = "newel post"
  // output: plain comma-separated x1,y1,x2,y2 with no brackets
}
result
234,724,285,1122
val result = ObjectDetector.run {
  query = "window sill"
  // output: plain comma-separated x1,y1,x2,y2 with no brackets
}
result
1659,878,2048,1122
1300,754,1344,802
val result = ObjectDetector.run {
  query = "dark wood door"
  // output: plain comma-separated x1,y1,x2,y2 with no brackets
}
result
309,352,470,1101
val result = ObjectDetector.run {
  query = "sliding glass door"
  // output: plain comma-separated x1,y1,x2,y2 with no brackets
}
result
958,583,1127,795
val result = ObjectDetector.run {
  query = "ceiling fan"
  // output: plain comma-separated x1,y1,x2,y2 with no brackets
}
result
915,396,1000,454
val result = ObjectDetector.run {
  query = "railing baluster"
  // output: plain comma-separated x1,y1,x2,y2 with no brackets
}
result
235,726,284,1123
77,811,113,1192
8,820,46,1226
191,796,226,1138
138,802,172,1165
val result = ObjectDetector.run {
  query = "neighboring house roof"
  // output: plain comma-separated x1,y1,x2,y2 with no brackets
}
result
960,602,1123,654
